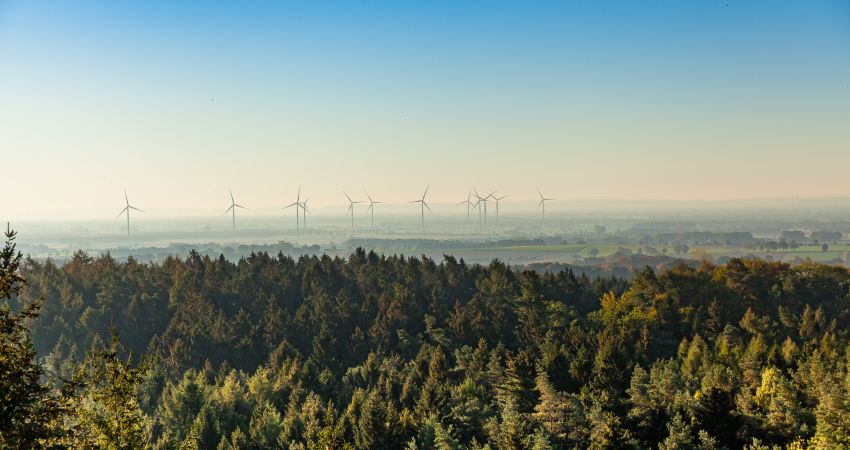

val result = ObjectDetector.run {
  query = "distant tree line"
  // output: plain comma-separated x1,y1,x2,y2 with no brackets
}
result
345,238,550,252
781,230,844,244
645,231,755,246
743,240,801,252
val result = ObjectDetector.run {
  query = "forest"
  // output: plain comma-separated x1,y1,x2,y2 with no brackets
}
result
3,226,850,449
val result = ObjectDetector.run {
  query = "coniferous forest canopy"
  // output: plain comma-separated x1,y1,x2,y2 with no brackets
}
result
4,227,850,449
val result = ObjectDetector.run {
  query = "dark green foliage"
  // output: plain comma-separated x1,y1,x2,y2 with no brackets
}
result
0,226,70,448
5,242,850,448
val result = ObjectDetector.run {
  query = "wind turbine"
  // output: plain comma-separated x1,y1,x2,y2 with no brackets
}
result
344,192,364,231
484,191,496,229
365,192,383,229
409,185,432,232
490,193,508,226
283,186,302,233
471,191,483,231
117,189,144,236
473,189,488,232
300,196,311,230
457,190,474,223
537,188,554,229
223,188,248,232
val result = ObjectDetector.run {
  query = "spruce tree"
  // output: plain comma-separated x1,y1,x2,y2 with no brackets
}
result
0,225,69,448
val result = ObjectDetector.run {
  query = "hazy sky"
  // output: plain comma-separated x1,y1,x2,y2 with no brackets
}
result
2,1,849,219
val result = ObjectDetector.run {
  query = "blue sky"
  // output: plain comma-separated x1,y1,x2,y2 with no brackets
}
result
1,1,849,217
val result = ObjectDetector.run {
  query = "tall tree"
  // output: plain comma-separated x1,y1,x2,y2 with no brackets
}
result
69,336,149,449
0,225,70,448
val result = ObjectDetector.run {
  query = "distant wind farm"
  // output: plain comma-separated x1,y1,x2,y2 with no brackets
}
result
109,184,567,236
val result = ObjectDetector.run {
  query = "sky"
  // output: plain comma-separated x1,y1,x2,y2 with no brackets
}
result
1,1,849,219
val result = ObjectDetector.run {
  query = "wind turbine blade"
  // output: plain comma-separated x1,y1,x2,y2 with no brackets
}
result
409,200,420,204
124,189,129,205
229,188,235,204
223,205,234,215
367,203,373,212
344,192,352,203
365,192,373,203
424,202,433,213
129,206,144,213
537,199,544,209
537,188,544,200
297,185,301,203
283,202,298,209
235,204,248,210
422,185,429,200
116,206,129,217
347,204,353,214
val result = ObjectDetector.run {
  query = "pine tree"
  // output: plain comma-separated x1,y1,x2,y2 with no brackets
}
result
0,225,70,447
70,335,149,449
496,351,536,414
157,369,209,444
808,378,850,449
532,371,583,445
658,413,694,450
587,402,628,450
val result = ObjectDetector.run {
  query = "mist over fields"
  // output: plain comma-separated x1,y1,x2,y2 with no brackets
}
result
11,198,850,277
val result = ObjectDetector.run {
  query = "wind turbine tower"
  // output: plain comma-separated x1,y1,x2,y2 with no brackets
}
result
223,188,248,232
537,188,554,230
472,192,483,231
490,193,508,226
301,197,311,230
283,186,302,233
117,189,144,236
457,190,474,223
344,192,364,231
473,189,489,232
410,185,432,232
366,192,383,229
